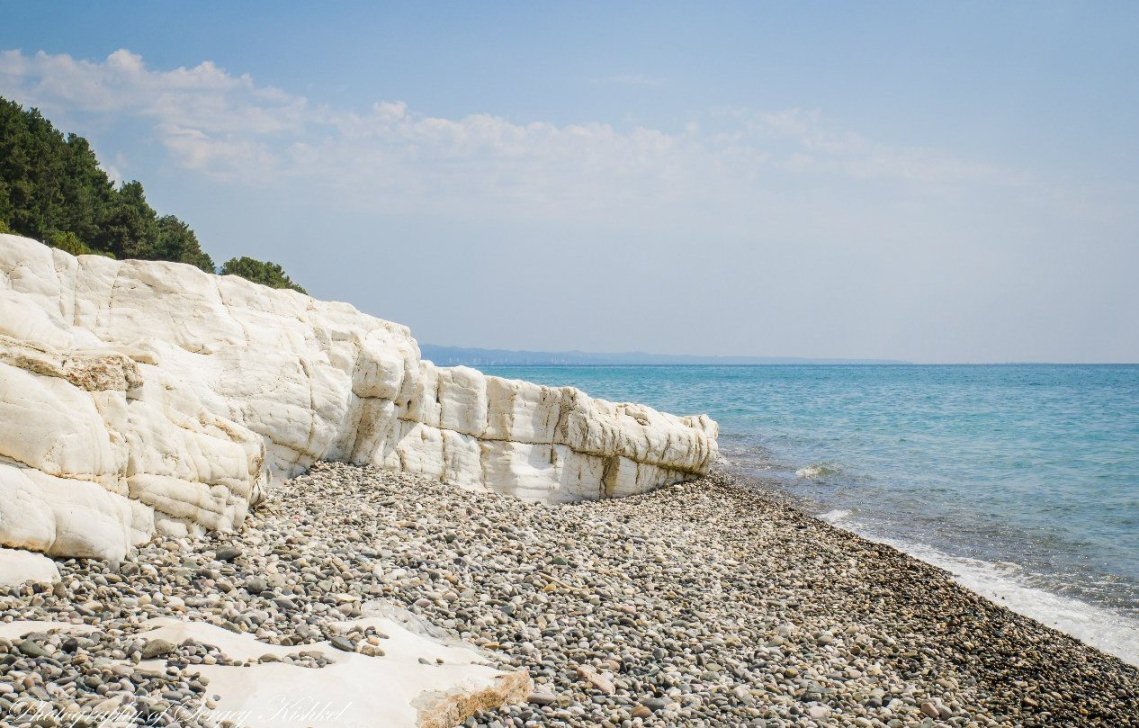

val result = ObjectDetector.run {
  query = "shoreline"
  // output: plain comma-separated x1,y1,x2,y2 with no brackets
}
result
820,511,1139,670
722,464,1139,668
2,463,1137,726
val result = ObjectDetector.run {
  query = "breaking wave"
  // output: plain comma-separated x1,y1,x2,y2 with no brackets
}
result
795,463,841,479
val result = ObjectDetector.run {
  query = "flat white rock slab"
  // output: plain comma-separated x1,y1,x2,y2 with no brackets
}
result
0,620,95,640
137,614,529,727
0,613,529,727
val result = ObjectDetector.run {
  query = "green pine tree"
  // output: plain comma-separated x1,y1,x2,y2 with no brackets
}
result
0,95,303,290
221,256,307,294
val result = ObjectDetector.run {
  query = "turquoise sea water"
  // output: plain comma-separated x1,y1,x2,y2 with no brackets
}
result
480,365,1139,663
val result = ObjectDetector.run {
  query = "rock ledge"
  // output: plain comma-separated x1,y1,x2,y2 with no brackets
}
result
0,233,718,561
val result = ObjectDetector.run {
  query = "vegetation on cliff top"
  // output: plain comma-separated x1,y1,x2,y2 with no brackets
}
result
219,257,307,295
0,96,305,293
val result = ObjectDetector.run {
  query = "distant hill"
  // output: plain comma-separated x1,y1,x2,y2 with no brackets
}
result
419,345,908,367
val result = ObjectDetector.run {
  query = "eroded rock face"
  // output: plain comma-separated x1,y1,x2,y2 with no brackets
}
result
0,234,718,559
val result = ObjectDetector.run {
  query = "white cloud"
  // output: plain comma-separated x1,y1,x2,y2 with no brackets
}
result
4,49,1133,362
0,48,1025,218
726,107,1025,185
1,49,311,133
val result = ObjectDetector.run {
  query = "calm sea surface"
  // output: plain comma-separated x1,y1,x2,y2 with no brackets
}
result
480,364,1139,664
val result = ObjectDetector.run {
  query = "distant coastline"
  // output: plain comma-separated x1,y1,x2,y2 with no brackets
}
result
420,344,909,367
423,346,1137,367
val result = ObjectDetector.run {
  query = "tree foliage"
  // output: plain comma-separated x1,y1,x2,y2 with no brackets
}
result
156,215,214,272
220,256,307,294
0,96,305,292
95,181,160,260
45,230,110,258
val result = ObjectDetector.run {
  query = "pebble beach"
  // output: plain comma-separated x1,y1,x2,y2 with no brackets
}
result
2,461,1137,727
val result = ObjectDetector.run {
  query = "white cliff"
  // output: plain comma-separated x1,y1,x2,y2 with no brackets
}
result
0,233,718,563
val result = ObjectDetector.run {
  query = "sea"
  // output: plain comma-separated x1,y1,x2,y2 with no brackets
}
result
479,364,1139,666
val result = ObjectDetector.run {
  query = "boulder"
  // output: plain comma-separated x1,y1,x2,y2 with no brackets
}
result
0,547,60,586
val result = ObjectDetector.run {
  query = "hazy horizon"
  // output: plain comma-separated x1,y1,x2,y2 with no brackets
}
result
420,343,1139,366
3,2,1137,363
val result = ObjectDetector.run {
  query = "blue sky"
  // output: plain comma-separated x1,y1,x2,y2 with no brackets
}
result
2,2,1137,361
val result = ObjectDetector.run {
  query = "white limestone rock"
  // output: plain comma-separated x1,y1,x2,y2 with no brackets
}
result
0,233,718,560
0,463,149,560
138,613,530,728
0,547,60,586
0,613,530,727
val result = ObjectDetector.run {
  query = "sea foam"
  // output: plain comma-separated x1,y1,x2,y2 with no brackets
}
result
795,464,839,479
822,512,1139,667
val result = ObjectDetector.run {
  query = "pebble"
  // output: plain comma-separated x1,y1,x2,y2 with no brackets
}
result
329,636,355,652
244,576,268,594
527,691,557,706
0,462,1135,728
141,639,176,659
17,639,50,658
643,697,670,712
214,546,242,562
808,704,831,719
575,664,616,695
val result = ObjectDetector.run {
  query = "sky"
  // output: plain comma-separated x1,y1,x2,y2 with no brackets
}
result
1,1,1137,363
